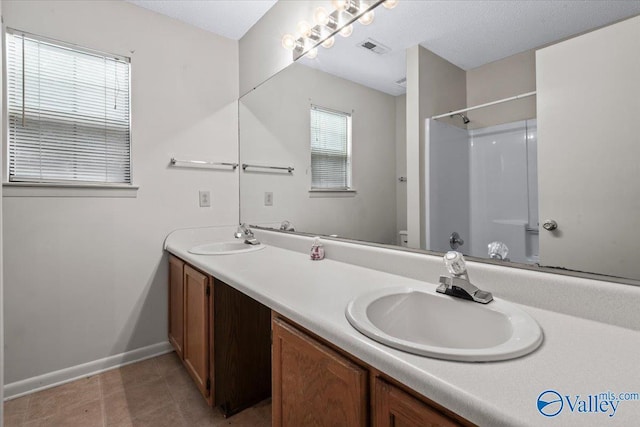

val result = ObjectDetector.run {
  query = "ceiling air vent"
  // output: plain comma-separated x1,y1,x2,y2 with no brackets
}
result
395,77,407,88
357,38,390,55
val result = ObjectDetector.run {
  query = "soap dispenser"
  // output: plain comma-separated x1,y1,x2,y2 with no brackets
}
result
310,237,325,260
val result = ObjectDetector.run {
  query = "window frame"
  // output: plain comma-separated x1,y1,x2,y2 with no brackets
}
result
3,28,135,194
309,104,353,192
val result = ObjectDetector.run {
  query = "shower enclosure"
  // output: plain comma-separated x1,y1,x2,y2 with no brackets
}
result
425,118,538,264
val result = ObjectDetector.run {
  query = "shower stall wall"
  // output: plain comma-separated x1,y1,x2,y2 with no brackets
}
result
425,118,538,264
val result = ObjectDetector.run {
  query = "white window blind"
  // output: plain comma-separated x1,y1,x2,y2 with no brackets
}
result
310,105,351,190
6,30,131,185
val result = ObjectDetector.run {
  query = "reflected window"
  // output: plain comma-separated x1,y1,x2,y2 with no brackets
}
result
310,105,352,190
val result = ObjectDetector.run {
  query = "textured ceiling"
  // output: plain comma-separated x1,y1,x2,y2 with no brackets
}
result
126,0,277,40
299,1,640,95
126,1,640,96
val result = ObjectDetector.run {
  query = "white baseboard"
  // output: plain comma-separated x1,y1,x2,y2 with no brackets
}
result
3,341,173,401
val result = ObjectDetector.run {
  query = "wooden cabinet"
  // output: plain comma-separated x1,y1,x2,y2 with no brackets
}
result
374,378,462,427
272,314,473,427
168,256,271,415
183,264,211,400
272,316,368,427
168,255,184,359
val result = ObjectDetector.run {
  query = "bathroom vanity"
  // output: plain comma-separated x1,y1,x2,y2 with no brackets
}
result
168,254,271,416
169,251,473,426
164,226,640,427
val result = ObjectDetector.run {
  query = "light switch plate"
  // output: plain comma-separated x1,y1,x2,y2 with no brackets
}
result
264,192,273,206
199,190,211,207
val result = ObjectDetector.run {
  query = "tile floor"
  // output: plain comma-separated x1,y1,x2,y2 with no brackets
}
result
3,352,271,427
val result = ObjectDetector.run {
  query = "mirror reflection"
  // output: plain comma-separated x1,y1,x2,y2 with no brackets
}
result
239,1,640,280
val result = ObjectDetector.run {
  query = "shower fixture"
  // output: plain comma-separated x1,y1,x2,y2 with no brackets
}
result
451,112,470,124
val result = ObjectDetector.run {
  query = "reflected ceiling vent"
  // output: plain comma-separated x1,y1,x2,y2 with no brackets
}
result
395,77,407,88
358,38,390,55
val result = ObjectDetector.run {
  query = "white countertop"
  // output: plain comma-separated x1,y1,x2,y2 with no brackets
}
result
165,227,640,426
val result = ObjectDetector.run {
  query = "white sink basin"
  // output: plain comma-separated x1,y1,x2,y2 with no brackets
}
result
346,286,543,362
188,241,265,255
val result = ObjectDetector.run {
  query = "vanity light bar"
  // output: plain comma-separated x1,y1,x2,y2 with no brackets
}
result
284,0,392,61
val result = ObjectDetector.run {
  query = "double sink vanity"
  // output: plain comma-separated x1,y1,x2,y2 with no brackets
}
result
164,225,640,427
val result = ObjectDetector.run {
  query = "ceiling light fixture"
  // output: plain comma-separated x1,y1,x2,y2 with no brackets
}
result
358,10,375,25
281,0,394,60
382,0,398,9
322,36,335,48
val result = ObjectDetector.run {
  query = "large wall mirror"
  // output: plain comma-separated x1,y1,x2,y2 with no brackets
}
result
240,1,640,281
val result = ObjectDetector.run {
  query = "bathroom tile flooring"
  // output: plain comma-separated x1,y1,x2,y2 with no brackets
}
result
4,352,271,427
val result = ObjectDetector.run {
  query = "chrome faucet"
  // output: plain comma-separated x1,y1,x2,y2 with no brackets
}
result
279,220,295,232
235,223,259,245
436,251,493,304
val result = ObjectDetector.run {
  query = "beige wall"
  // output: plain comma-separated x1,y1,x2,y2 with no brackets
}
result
466,50,536,128
2,0,239,388
406,46,466,249
0,0,3,414
240,63,397,244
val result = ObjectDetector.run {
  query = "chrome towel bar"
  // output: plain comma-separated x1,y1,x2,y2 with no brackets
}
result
170,158,238,170
242,163,294,173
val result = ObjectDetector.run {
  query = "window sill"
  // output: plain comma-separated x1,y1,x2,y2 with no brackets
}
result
309,189,357,198
3,182,139,198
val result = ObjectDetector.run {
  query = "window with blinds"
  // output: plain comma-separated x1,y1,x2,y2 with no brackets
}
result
310,105,352,190
6,30,131,185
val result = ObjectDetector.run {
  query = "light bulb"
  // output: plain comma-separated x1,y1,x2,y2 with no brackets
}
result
339,24,353,37
305,47,318,59
358,10,374,25
313,7,329,26
297,20,312,37
383,0,398,9
332,0,348,11
321,36,335,49
282,34,296,50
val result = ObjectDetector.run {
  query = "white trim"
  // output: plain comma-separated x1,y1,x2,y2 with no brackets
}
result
3,182,139,198
309,189,357,198
3,341,173,400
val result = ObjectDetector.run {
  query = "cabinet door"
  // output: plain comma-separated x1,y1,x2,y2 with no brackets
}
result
272,317,367,427
168,256,184,359
183,264,210,399
536,16,640,279
374,379,461,427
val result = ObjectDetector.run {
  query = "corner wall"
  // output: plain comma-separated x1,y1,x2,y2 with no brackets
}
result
466,50,536,128
2,0,239,389
406,46,466,249
0,0,4,412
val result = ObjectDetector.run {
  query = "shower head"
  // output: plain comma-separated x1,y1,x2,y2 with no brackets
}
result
451,112,470,124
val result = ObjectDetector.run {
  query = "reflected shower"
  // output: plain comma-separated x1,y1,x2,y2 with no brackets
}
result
451,112,471,124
